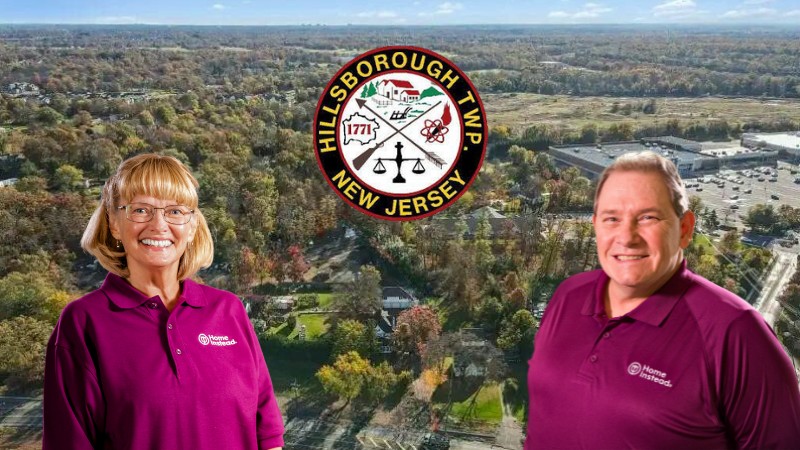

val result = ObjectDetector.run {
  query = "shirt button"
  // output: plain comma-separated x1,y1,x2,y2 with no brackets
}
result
148,302,158,309
590,355,598,363
603,332,610,339
176,349,181,355
168,324,173,330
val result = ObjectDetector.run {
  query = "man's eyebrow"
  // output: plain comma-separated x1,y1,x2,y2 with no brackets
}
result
597,207,665,215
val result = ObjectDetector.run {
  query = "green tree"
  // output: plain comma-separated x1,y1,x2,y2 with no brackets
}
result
332,319,378,358
52,165,84,192
332,265,382,321
497,309,537,351
0,316,52,391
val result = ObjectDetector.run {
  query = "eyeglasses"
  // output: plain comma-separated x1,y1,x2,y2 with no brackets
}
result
117,203,195,225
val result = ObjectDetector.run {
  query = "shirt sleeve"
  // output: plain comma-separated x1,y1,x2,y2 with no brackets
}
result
43,338,106,450
720,309,800,449
248,324,285,450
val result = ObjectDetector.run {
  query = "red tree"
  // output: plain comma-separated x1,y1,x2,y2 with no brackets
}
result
393,306,442,355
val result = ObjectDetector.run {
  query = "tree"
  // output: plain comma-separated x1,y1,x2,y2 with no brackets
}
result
745,204,787,235
497,309,537,351
231,246,258,294
316,351,371,406
315,351,410,406
52,165,84,192
367,82,378,97
0,316,52,391
286,245,310,283
36,106,63,125
0,271,71,324
332,265,382,321
332,319,378,358
392,306,442,355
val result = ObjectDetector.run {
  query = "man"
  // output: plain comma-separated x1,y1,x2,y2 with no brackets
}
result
525,151,800,449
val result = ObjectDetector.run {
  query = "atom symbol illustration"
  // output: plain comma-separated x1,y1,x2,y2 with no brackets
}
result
420,119,449,143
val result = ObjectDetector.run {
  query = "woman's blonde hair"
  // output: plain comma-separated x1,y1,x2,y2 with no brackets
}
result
81,154,213,281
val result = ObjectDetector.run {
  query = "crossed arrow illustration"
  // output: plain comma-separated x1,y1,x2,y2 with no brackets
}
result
351,98,446,171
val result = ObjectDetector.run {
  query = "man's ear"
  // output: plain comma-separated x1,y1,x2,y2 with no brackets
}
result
679,210,696,249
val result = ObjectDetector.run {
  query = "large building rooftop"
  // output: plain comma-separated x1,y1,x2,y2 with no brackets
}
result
551,141,703,170
743,132,800,151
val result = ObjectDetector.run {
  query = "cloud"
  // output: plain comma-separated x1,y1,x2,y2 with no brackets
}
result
548,3,612,20
722,7,777,18
787,9,800,16
212,4,225,10
652,0,708,19
435,2,463,14
94,16,139,24
742,0,775,4
356,10,398,18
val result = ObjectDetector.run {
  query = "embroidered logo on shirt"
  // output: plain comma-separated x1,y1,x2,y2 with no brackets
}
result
198,333,237,347
628,362,672,387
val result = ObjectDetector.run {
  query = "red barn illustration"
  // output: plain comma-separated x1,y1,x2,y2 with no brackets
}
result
378,79,419,101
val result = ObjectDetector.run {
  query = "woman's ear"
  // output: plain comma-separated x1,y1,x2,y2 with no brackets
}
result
108,208,121,241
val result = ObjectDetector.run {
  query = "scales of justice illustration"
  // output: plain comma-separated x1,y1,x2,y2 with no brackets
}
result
344,78,456,185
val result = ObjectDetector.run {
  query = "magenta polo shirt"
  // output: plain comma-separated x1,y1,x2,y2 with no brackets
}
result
526,260,800,450
43,272,285,450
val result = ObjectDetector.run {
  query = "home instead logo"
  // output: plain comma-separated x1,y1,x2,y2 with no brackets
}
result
198,333,237,347
628,362,673,387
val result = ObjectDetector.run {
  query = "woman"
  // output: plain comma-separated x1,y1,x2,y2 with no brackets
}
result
43,154,285,450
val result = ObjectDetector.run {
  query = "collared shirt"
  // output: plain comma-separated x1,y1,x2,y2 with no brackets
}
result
43,272,285,450
525,260,800,450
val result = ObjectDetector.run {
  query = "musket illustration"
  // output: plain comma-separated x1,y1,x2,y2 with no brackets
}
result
351,99,444,171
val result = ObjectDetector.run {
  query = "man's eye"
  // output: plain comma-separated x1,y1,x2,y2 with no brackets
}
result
604,217,618,222
641,215,657,221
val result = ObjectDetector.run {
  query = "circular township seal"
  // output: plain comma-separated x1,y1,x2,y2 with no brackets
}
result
628,362,642,376
314,46,487,221
198,333,210,345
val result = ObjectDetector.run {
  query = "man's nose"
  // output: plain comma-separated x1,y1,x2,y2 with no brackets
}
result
616,220,641,246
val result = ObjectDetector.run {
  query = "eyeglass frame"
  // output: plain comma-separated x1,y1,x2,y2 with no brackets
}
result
115,202,196,224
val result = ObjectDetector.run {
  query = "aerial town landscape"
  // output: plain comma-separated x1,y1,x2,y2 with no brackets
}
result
1,19,800,449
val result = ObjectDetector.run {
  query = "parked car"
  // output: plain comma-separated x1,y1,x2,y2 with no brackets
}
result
771,194,780,200
421,433,450,450
744,188,752,194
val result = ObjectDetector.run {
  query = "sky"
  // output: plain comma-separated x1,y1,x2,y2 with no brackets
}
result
1,0,800,25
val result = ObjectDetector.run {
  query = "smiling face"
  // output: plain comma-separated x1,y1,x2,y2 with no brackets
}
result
592,170,695,300
108,194,197,279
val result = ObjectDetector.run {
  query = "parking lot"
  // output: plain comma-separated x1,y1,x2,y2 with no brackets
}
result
685,161,800,231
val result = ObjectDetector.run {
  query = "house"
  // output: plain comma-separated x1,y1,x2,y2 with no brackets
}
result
434,206,525,239
378,79,414,101
374,286,419,353
399,90,420,102
452,328,491,377
240,294,295,314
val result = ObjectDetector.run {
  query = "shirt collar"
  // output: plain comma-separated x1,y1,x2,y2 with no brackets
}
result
101,272,207,309
581,259,694,327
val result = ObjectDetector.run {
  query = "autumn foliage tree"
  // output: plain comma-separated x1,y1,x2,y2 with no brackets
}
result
392,306,442,355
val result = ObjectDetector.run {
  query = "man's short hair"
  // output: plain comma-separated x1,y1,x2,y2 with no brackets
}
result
593,150,689,218
81,153,214,281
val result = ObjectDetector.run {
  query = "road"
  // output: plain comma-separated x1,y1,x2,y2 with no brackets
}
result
755,248,797,327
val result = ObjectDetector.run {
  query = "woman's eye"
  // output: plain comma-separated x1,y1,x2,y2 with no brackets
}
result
133,208,147,214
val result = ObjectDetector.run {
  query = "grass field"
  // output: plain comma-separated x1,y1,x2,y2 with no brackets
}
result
483,93,800,132
287,313,331,340
447,382,503,427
